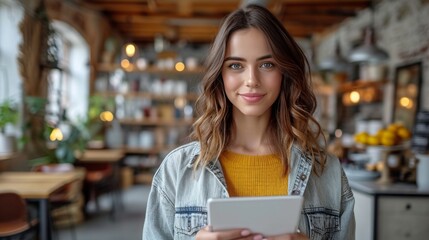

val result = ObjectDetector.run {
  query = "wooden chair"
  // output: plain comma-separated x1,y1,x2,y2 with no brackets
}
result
80,163,115,215
0,192,38,240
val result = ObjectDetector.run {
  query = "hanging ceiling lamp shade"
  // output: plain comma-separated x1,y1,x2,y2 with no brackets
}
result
319,40,349,72
348,27,389,64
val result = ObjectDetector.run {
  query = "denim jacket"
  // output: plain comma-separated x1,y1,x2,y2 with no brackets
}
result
142,141,355,240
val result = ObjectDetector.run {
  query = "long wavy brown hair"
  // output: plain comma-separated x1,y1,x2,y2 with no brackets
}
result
191,4,326,175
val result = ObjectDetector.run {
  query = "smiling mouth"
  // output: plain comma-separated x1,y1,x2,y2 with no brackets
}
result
239,93,265,103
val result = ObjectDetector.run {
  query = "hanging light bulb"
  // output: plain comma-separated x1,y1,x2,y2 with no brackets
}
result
125,43,137,57
318,40,349,72
50,127,64,141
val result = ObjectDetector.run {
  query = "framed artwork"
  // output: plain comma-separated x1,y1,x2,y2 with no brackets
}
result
392,61,423,130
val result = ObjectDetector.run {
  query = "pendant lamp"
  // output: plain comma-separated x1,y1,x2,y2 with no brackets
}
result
348,26,389,63
348,1,389,63
318,40,349,72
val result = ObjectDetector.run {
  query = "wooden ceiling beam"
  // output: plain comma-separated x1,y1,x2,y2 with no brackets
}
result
281,14,349,24
75,0,370,43
276,0,368,4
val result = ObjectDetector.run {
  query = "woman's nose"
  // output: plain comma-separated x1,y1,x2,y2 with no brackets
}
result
245,67,260,87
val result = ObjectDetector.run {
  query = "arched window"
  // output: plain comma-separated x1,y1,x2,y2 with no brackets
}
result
46,21,90,125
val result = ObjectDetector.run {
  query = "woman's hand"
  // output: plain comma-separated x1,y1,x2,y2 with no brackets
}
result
196,226,264,240
262,233,308,240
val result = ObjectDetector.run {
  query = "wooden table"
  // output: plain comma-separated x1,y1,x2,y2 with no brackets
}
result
0,171,81,240
76,149,124,163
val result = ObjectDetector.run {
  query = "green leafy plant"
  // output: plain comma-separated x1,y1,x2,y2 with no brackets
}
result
23,96,91,166
25,95,116,167
0,99,19,134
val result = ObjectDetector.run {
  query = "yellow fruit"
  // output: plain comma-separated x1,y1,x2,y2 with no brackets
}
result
367,135,380,145
382,130,396,139
354,132,369,144
376,129,386,137
397,127,411,140
387,124,399,133
381,136,395,146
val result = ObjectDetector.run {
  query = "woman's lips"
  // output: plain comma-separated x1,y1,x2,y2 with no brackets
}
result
239,93,265,103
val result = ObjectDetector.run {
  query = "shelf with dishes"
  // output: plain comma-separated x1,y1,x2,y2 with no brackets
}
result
119,118,194,127
94,62,202,185
96,91,199,101
96,63,205,75
124,145,177,155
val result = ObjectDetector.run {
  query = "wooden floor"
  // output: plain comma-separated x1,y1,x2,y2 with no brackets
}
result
58,185,151,240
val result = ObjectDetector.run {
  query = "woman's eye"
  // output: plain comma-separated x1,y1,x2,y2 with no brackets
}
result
228,63,242,70
260,62,274,69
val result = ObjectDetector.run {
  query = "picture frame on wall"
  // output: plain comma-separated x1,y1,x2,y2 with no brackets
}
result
392,61,423,130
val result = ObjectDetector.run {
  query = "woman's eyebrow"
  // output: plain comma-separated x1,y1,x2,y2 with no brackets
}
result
224,56,245,62
257,54,273,61
224,54,273,62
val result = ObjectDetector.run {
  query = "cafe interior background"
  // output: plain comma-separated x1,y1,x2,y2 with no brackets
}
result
0,0,429,239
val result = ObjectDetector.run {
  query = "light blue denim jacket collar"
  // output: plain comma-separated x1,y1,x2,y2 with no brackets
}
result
185,143,314,197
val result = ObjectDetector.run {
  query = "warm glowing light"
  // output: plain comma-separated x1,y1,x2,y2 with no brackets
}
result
125,43,136,57
174,97,187,108
121,59,130,69
175,62,185,72
399,97,413,109
335,129,342,138
100,111,114,122
350,91,360,103
50,128,64,141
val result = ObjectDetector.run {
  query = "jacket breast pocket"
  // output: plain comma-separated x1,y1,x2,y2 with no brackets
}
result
174,206,207,238
304,207,340,240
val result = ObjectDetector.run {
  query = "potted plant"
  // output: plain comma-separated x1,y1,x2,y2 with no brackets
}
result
0,99,19,155
21,96,90,166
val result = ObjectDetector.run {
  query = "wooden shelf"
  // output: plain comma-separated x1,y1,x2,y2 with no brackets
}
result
314,79,387,95
134,172,154,184
96,91,199,100
338,79,387,93
124,145,174,155
119,118,194,126
0,153,17,161
97,63,205,74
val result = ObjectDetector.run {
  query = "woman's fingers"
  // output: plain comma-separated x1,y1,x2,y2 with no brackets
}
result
263,233,308,240
196,226,264,240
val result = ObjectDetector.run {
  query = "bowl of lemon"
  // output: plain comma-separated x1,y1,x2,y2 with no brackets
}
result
354,123,412,166
354,123,411,147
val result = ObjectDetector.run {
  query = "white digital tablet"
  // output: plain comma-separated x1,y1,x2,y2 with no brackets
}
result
207,195,303,237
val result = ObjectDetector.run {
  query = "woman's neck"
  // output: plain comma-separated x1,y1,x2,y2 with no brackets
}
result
228,112,273,155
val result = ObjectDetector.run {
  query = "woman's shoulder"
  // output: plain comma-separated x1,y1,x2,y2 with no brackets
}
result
151,141,200,186
157,141,200,170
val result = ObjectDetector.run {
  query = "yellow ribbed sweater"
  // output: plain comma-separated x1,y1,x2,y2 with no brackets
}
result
219,151,288,197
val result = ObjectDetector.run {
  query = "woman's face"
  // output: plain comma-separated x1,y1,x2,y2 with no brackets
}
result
222,27,282,119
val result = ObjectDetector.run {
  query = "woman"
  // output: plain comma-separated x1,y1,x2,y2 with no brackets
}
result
142,4,355,240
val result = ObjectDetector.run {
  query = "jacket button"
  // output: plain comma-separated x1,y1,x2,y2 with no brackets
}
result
292,190,300,195
300,174,306,180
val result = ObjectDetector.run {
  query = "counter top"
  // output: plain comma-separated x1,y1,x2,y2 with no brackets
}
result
350,180,429,196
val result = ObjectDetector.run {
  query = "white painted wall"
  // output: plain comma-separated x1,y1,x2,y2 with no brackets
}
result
0,0,23,104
